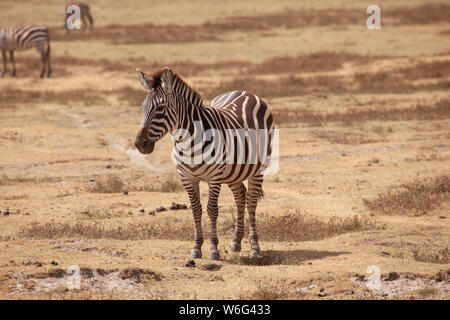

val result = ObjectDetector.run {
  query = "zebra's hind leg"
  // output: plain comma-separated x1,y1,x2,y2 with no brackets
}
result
9,51,16,77
247,174,264,257
181,177,204,259
207,181,222,260
228,182,246,253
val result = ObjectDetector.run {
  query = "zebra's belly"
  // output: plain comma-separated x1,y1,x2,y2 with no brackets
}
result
177,163,262,184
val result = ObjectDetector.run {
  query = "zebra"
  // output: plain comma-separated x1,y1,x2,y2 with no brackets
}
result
65,2,94,31
0,24,52,78
134,67,275,260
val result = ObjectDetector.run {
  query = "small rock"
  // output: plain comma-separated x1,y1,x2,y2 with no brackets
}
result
347,290,355,295
439,216,446,219
184,260,195,268
318,292,327,297
140,209,145,213
307,262,312,265
156,206,167,212
51,260,58,266
381,251,391,256
148,210,156,216
320,288,325,292
123,191,129,195
106,165,112,169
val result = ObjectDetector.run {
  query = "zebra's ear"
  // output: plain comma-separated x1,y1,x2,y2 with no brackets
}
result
136,68,154,91
160,67,173,93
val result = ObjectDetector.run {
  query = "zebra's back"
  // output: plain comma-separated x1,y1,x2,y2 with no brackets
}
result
2,24,49,51
177,91,274,184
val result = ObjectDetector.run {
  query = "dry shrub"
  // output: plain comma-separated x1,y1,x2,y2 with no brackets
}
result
88,175,125,193
412,246,450,264
132,175,184,193
364,175,450,216
259,212,378,242
405,150,449,162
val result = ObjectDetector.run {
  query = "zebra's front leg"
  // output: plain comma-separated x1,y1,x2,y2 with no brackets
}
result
1,50,6,77
229,182,246,253
207,181,222,260
181,177,204,259
247,175,264,256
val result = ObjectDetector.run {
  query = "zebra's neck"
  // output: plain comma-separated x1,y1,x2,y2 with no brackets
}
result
171,75,206,132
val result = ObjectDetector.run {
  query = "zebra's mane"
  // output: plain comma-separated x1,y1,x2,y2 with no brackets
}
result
151,69,203,106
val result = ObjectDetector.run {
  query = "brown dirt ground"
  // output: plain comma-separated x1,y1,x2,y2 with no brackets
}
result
0,0,449,300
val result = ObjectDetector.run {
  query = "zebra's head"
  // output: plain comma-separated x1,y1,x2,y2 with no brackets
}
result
134,67,177,154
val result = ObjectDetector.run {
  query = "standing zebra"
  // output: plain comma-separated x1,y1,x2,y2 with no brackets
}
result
134,67,275,260
65,3,94,31
0,24,51,78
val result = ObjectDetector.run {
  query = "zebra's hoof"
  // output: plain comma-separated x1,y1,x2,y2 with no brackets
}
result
230,243,241,253
190,250,202,259
249,248,261,257
210,251,220,261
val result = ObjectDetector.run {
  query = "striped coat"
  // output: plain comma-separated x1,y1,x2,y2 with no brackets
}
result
0,24,51,78
134,67,275,260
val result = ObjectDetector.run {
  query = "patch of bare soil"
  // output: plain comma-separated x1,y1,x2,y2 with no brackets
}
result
9,267,162,294
352,270,450,299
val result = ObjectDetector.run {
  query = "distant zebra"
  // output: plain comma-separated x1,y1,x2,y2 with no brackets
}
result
0,24,52,78
65,2,94,31
134,67,275,260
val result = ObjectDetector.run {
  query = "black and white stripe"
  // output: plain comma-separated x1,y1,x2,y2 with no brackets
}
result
0,24,51,78
135,67,275,260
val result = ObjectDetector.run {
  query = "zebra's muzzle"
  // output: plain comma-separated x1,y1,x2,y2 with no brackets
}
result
135,127,155,154
135,138,155,154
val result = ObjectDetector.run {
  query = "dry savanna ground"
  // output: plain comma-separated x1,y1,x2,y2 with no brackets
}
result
0,0,449,299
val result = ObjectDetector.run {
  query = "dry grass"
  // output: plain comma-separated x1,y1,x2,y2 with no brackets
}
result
259,212,379,242
0,87,107,108
88,175,126,193
274,99,450,126
205,59,450,100
19,211,378,242
364,175,450,216
311,130,380,145
405,149,449,162
47,4,450,47
412,246,450,264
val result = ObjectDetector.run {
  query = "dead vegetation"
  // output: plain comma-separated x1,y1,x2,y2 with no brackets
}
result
273,99,450,126
205,59,450,100
0,87,107,108
19,211,378,242
48,4,450,45
412,246,450,264
88,175,126,193
364,175,450,216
